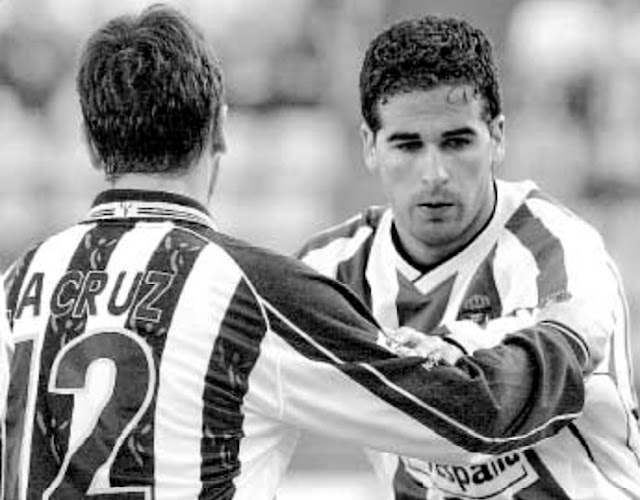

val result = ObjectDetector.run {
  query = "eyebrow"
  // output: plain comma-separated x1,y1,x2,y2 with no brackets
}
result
387,132,421,142
386,127,478,143
442,127,477,138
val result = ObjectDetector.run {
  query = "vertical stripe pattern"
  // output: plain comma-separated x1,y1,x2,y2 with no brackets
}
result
198,278,266,499
151,244,241,499
27,222,133,498
110,227,208,491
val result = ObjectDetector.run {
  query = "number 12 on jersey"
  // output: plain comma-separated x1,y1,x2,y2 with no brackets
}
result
9,329,156,499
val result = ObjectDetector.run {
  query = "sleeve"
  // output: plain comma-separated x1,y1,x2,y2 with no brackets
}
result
444,220,624,378
238,248,586,460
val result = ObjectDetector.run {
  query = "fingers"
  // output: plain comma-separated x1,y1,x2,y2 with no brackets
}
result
382,327,464,365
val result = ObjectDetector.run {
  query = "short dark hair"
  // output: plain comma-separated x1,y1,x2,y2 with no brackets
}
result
76,4,224,178
359,15,502,132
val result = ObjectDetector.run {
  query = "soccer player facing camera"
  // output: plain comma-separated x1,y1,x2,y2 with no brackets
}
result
299,15,640,500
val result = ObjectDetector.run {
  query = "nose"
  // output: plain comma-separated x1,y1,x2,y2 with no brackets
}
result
419,147,448,186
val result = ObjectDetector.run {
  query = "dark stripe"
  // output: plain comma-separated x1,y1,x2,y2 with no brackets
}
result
27,222,134,498
108,227,207,489
505,203,568,305
392,459,428,500
199,280,268,499
4,246,39,328
514,449,571,500
4,339,34,499
606,306,619,385
396,272,455,332
457,245,503,323
567,423,595,462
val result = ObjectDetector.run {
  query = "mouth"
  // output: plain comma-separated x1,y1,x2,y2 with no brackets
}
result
415,201,456,220
418,201,455,210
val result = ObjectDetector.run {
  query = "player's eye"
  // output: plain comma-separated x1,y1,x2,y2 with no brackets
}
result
442,137,471,151
395,141,423,152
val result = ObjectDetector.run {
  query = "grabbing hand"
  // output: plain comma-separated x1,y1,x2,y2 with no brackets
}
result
382,326,464,366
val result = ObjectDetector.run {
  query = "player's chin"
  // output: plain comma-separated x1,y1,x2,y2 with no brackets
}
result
414,223,463,247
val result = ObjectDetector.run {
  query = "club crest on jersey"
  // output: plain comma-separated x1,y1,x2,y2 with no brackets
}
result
458,294,492,325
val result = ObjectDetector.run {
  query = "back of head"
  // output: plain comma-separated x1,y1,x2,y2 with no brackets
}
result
77,4,225,179
359,15,501,132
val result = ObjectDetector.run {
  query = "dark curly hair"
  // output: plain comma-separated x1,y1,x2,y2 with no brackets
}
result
76,4,225,179
360,15,501,132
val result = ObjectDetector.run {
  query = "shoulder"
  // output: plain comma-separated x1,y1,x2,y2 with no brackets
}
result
295,206,387,273
503,184,606,256
496,184,619,306
195,226,323,294
202,227,377,326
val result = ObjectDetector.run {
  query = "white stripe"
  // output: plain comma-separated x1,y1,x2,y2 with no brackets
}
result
366,210,401,327
233,402,299,500
262,300,581,446
12,224,94,500
493,229,540,315
154,243,243,500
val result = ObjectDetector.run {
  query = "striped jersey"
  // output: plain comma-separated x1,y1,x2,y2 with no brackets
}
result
298,179,640,500
1,189,587,500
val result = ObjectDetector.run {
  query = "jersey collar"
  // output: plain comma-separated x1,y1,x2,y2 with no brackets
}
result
390,179,537,289
85,189,217,229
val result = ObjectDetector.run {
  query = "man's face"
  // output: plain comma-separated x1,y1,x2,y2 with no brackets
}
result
362,85,504,265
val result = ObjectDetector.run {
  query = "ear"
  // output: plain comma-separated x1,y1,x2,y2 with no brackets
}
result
82,123,103,171
360,122,377,173
488,114,505,168
211,104,228,154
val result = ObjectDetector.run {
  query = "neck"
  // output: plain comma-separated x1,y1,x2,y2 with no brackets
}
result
107,157,217,207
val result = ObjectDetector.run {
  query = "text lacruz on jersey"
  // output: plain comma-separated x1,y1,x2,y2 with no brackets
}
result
8,269,174,324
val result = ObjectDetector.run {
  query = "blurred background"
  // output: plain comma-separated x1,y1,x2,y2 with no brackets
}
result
1,0,639,498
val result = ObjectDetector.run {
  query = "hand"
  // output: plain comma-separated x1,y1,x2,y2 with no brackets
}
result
382,327,464,365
